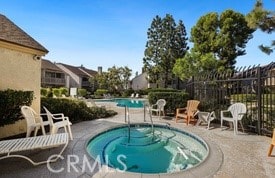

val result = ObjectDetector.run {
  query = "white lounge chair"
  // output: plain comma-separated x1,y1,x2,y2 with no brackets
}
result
196,111,216,130
21,106,49,137
0,133,68,166
220,103,247,135
150,99,166,119
130,93,135,98
85,99,104,108
43,106,73,140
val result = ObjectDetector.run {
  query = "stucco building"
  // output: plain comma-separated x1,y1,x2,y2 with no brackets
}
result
0,14,48,138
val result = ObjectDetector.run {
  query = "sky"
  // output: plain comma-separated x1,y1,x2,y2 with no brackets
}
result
1,0,274,77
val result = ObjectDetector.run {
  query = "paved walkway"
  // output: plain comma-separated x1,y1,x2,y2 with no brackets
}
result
0,103,275,178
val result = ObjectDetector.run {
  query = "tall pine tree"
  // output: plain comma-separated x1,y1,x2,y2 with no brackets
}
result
143,14,189,88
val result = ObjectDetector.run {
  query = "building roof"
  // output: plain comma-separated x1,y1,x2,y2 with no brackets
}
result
42,59,64,72
79,66,97,76
57,63,97,77
0,14,48,53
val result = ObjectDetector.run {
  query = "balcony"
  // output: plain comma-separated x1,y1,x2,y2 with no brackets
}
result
41,77,65,86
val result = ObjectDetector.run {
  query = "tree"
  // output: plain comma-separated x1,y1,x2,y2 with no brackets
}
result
246,0,275,54
173,50,218,80
120,66,132,89
143,14,189,88
190,10,254,71
89,66,132,94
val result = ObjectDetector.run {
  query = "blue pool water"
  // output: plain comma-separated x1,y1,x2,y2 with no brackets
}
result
115,98,144,108
94,98,145,108
86,124,209,174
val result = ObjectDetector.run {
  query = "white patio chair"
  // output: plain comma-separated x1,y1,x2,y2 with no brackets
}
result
85,99,104,108
220,103,247,135
196,111,216,130
150,99,166,119
21,106,49,137
43,106,73,140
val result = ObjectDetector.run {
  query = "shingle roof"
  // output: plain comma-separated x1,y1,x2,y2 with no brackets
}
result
57,63,97,77
42,59,63,72
79,66,97,76
0,14,48,53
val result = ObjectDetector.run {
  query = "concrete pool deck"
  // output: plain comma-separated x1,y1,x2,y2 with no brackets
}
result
0,102,275,178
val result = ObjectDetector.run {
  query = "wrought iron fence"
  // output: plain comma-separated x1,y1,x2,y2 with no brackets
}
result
185,62,275,136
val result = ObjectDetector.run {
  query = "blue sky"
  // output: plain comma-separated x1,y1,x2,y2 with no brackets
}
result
1,0,274,77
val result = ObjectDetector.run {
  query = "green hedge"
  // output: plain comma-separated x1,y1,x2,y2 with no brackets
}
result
41,87,69,98
41,98,117,123
231,94,257,102
146,88,181,93
0,89,33,126
94,89,108,97
148,91,189,115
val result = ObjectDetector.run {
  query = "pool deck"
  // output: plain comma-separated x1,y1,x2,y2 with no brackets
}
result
0,102,275,178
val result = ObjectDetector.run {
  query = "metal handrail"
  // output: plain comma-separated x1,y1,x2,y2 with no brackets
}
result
124,105,131,143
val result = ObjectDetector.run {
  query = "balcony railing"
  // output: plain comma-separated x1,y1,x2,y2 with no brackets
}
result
82,81,90,87
41,77,65,86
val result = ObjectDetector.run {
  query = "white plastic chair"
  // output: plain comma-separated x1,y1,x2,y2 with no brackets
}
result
220,103,247,135
150,99,166,119
21,106,49,137
43,106,73,140
196,111,216,130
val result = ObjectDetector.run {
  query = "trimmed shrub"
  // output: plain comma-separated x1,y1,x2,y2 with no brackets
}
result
60,87,69,96
41,88,48,97
94,89,108,97
148,91,189,115
146,88,181,93
0,89,33,126
41,98,117,123
77,88,87,97
52,88,61,97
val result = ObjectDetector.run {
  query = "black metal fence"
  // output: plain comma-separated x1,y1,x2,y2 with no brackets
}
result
185,62,275,136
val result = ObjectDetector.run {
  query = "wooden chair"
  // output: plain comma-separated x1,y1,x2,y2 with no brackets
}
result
268,128,275,156
176,100,200,125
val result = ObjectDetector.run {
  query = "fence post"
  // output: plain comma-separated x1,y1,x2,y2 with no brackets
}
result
257,66,262,135
191,76,195,99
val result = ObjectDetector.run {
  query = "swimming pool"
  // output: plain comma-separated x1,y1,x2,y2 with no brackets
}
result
115,98,144,108
86,124,209,174
95,98,145,108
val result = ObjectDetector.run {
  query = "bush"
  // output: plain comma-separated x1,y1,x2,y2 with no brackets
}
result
148,91,189,115
60,87,69,96
41,88,48,97
0,89,33,126
231,94,257,102
52,88,61,97
77,88,87,97
41,98,117,123
146,88,181,93
94,89,108,97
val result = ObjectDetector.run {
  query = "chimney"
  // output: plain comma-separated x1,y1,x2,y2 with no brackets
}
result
98,66,102,75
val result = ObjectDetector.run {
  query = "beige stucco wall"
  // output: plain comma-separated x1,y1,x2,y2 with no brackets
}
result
0,47,41,138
